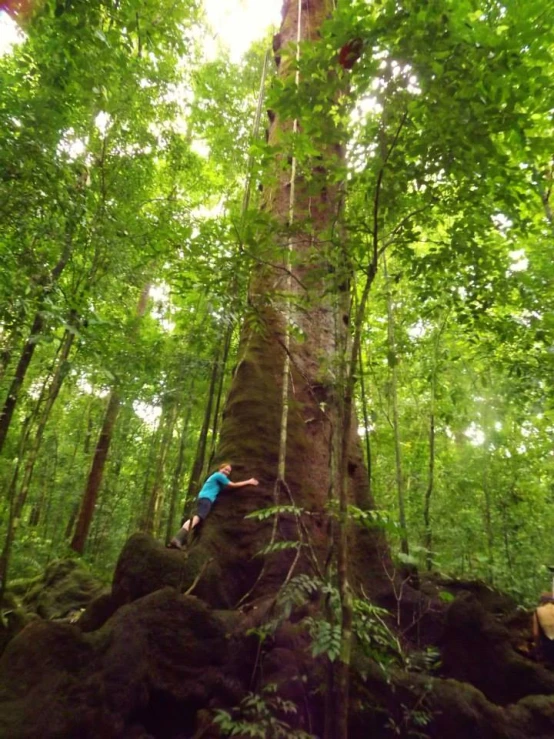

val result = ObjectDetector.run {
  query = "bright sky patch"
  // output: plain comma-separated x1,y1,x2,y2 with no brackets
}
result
204,0,281,62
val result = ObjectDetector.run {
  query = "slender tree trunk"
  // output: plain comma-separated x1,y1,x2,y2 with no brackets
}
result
70,390,121,554
136,421,163,527
534,161,554,226
208,326,233,468
0,361,47,523
143,396,177,535
186,347,220,499
423,412,435,571
481,389,494,582
62,424,86,538
84,403,94,455
0,316,24,386
384,261,408,556
28,436,59,528
164,399,193,542
483,466,494,582
358,341,372,493
65,502,79,540
44,435,59,564
0,236,74,454
422,313,448,571
70,283,151,554
15,324,77,518
153,403,178,535
89,412,131,561
0,312,45,454
500,495,514,583
0,413,33,602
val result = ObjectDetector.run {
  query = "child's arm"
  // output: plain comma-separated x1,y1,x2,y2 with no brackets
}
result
227,478,259,489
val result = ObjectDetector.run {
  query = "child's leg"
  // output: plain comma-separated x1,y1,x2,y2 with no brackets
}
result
169,525,188,549
184,515,201,531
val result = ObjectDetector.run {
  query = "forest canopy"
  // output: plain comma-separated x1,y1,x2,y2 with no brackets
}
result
0,0,553,607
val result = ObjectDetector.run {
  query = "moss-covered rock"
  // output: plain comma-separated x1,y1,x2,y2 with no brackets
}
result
0,588,243,739
440,593,554,704
78,590,123,633
17,558,105,621
425,676,528,739
111,533,191,601
351,664,554,739
104,530,265,614
0,593,36,657
429,576,518,616
4,547,554,738
79,534,193,632
79,532,250,631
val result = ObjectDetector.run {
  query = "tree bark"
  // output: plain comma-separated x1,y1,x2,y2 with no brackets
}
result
186,347,220,499
188,0,391,613
423,412,435,571
15,323,77,518
0,235,74,454
64,502,79,540
136,422,163,531
358,341,372,493
70,283,151,554
70,390,121,554
165,395,194,543
144,395,178,535
207,325,232,469
0,311,45,454
165,6,395,736
0,413,33,602
384,260,409,556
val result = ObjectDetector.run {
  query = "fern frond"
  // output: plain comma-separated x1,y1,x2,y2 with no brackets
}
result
246,505,305,521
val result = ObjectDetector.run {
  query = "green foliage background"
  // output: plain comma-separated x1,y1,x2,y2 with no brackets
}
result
0,0,553,603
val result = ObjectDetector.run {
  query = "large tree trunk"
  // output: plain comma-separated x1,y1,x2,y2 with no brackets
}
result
184,0,391,612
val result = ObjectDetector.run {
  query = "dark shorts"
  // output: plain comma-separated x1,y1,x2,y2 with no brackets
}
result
196,498,213,520
539,630,554,664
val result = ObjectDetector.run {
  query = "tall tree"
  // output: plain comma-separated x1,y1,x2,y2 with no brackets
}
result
171,15,394,737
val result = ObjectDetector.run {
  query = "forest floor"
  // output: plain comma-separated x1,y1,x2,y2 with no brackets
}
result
1,535,554,738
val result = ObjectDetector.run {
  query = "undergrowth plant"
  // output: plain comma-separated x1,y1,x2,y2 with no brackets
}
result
214,684,314,739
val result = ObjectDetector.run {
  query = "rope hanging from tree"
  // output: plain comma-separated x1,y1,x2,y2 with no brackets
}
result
277,0,303,485
242,49,270,215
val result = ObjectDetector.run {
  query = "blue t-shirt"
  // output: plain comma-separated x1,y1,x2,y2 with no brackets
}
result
197,472,229,502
